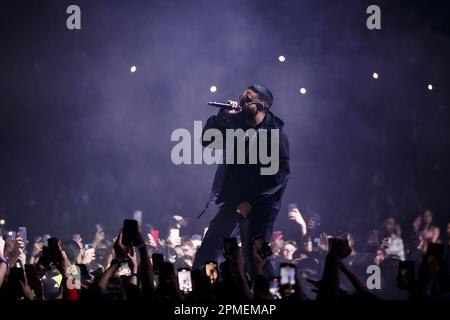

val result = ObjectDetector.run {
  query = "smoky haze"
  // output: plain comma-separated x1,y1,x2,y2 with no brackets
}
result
0,0,449,240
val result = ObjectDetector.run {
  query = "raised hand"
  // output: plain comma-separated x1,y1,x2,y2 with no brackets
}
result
127,247,138,274
54,241,71,277
113,230,132,259
328,237,352,259
81,248,96,264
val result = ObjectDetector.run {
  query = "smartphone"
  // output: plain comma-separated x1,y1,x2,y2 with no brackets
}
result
269,276,282,299
73,234,82,242
223,237,238,256
152,253,164,275
42,234,51,246
119,262,131,277
47,237,61,263
311,213,321,227
288,203,298,212
40,246,51,266
6,231,16,241
122,219,139,246
280,263,296,286
149,229,159,247
17,227,28,247
205,260,218,283
253,234,273,259
177,267,192,293
133,210,143,226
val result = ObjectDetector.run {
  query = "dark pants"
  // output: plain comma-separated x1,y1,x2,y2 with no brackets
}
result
193,203,279,278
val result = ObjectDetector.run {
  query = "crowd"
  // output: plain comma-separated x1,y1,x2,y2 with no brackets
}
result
0,208,449,300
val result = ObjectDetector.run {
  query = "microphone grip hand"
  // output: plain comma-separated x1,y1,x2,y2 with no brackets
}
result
225,100,242,114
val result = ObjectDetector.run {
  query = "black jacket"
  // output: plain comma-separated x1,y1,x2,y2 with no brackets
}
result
202,109,290,210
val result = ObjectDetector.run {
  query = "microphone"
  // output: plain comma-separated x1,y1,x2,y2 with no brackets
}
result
208,101,240,110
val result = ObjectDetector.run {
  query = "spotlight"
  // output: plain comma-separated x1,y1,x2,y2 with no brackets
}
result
278,55,286,62
300,87,307,95
210,85,217,93
372,72,379,79
130,65,137,73
428,84,433,91
0,219,5,225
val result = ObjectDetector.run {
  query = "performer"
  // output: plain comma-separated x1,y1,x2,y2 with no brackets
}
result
193,85,290,277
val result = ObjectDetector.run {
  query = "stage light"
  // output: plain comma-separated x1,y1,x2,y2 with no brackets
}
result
300,87,307,95
0,219,5,225
130,65,137,73
428,84,433,91
373,72,379,79
210,85,217,93
278,55,286,62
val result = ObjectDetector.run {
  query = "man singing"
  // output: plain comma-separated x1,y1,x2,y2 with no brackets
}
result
193,85,290,277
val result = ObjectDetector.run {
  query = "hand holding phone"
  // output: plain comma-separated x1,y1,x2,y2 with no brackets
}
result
17,227,28,248
122,219,140,246
328,237,351,259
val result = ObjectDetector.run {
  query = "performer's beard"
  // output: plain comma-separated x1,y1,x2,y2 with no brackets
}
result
241,105,258,120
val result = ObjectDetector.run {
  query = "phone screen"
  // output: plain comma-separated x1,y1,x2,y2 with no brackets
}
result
6,231,16,241
177,268,192,293
280,264,296,285
122,219,139,246
288,203,298,212
118,262,131,277
47,237,60,262
17,227,27,247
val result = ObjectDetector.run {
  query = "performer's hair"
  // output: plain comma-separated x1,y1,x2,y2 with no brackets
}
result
248,84,273,111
